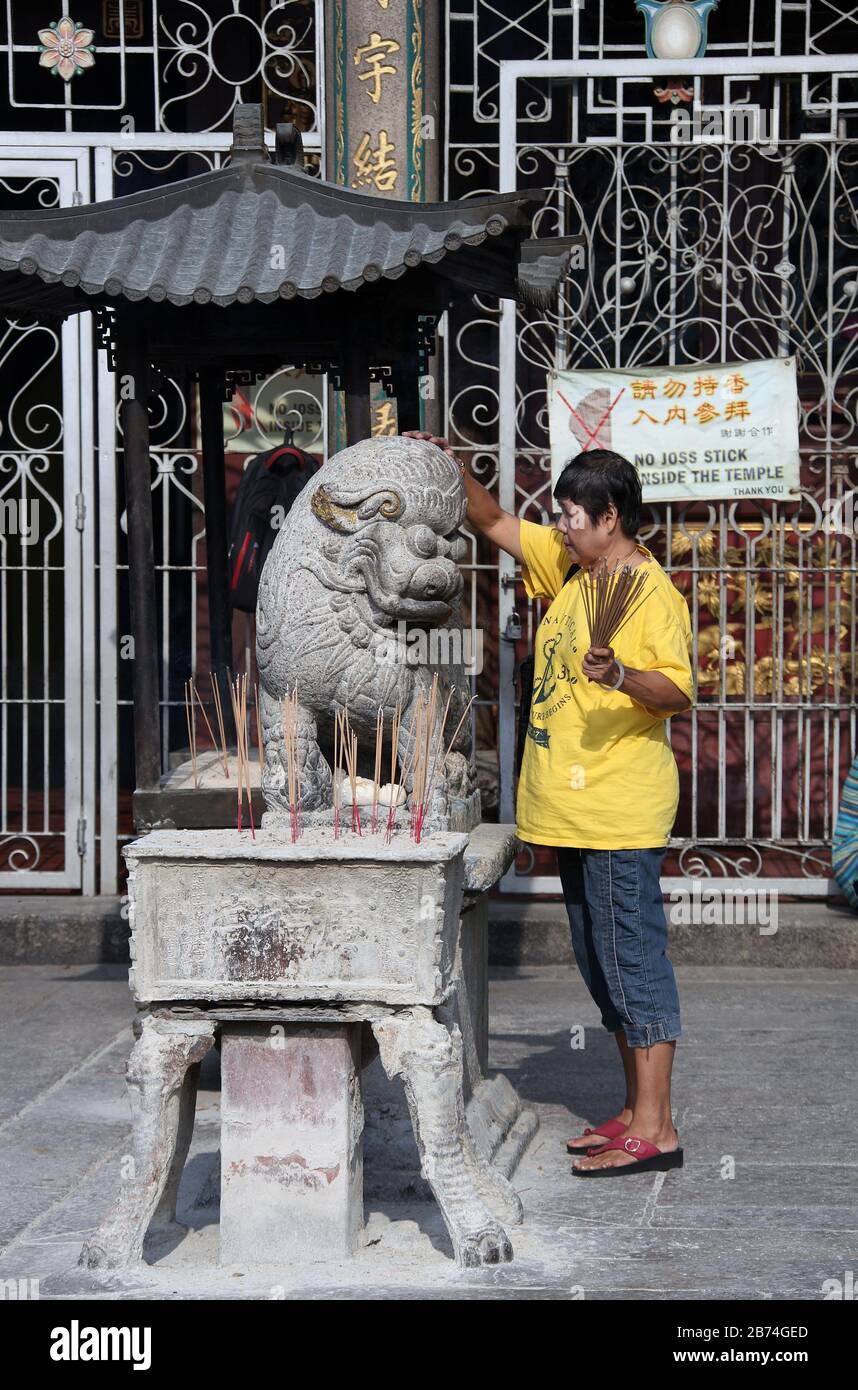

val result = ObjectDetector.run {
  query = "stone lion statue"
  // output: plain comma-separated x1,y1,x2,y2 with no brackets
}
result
256,435,481,832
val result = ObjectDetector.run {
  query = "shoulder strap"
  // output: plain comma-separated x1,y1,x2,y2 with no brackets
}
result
264,444,307,471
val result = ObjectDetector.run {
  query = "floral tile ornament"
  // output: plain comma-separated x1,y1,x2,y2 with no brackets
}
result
38,17,95,81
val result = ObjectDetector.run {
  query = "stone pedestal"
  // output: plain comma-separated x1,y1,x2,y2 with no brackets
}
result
220,1023,363,1265
361,826,537,1198
125,829,467,1006
81,823,536,1274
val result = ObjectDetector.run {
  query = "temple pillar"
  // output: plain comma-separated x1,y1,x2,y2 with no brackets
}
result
118,324,161,795
198,368,233,736
325,1,441,445
325,0,439,203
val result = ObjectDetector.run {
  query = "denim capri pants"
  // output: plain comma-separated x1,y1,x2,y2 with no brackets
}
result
556,847,681,1049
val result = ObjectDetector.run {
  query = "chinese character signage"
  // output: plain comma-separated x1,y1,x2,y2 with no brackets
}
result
326,1,439,450
327,0,438,203
548,357,800,503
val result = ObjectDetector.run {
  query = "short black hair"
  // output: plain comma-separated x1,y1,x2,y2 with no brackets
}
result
553,450,642,537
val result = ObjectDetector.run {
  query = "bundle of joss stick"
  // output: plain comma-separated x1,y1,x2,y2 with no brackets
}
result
409,678,474,845
209,673,230,779
332,704,399,838
384,700,404,844
372,706,383,835
327,685,473,844
579,557,650,650
409,677,442,843
333,706,364,837
332,706,343,839
183,675,226,789
340,707,362,836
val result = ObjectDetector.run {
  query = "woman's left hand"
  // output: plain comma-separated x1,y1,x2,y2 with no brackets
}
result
582,646,619,685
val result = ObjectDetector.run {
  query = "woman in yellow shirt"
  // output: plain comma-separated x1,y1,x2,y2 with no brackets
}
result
407,434,693,1177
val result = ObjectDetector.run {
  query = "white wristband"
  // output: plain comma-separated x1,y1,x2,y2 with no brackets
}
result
600,658,625,691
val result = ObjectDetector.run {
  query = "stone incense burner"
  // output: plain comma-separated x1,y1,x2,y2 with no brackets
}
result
80,438,534,1277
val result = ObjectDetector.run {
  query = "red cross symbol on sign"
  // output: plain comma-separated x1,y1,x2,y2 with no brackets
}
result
557,386,626,451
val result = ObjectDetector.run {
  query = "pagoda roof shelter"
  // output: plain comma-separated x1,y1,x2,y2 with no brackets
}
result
0,104,578,815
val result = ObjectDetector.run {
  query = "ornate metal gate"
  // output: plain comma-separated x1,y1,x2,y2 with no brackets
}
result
0,147,95,889
0,1,324,891
1,2,856,894
444,3,858,893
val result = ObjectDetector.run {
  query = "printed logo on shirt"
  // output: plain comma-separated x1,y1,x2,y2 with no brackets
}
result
527,721,550,748
527,612,578,750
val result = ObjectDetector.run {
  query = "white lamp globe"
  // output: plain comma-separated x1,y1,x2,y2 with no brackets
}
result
650,5,703,61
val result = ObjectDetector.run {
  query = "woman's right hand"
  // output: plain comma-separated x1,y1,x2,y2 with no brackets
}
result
403,432,522,560
402,429,458,458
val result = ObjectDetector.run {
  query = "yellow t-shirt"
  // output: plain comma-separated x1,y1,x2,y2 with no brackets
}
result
516,520,694,850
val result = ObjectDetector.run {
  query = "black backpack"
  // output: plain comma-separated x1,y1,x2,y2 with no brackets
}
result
228,442,319,612
515,563,579,774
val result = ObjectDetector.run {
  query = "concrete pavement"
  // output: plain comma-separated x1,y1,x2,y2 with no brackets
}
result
0,962,855,1300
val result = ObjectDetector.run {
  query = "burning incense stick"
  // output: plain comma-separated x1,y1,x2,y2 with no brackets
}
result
372,706,383,833
410,676,440,842
241,674,255,838
229,673,255,838
402,691,423,841
281,685,301,842
338,705,362,835
425,686,453,791
184,679,199,789
191,679,218,769
385,699,403,842
414,686,453,840
580,558,650,651
209,672,230,779
333,706,342,839
419,690,475,840
227,676,244,832
351,730,360,834
381,703,421,844
406,691,424,840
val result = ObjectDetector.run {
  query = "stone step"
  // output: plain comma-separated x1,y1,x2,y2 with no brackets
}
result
2,893,856,967
488,899,858,967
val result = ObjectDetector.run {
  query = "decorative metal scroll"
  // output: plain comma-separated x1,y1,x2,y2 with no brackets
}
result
0,173,70,880
443,3,858,882
0,2,321,134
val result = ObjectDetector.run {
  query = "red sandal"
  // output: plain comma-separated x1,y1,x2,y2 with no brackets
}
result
566,1117,627,1155
571,1135,684,1177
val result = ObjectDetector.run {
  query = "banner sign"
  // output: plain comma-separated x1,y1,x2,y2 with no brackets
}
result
548,357,800,504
